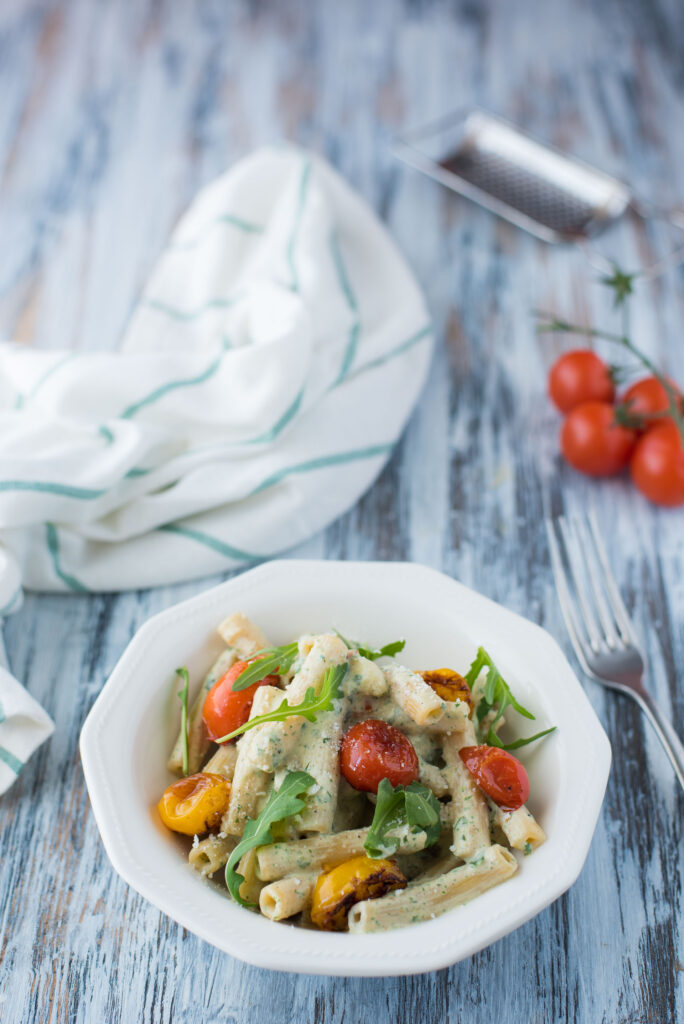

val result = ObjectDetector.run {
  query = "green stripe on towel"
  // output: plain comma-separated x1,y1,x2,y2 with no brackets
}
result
121,347,227,419
335,322,360,386
353,325,432,376
250,442,394,497
170,214,264,250
0,588,21,617
286,159,312,293
246,387,304,444
0,747,23,775
158,523,262,562
142,293,243,322
159,444,393,561
0,481,105,500
46,524,89,593
14,353,77,410
329,231,358,313
98,425,115,445
330,231,361,385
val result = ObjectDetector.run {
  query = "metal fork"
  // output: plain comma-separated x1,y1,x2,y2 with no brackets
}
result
546,511,684,792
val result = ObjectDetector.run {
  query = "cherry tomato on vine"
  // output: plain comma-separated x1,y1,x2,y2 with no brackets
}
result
548,350,615,413
339,719,419,793
620,376,682,429
202,660,279,741
459,745,529,811
630,419,684,507
560,401,637,477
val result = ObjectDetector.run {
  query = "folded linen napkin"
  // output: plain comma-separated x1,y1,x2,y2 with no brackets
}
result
0,145,432,791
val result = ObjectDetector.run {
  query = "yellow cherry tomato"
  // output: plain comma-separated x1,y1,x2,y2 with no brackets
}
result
157,772,231,836
311,855,406,931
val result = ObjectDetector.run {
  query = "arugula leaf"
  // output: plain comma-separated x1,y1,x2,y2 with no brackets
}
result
334,630,406,661
230,642,299,692
466,646,556,749
175,667,190,775
364,779,442,859
225,771,315,906
465,647,535,722
488,726,557,751
215,663,348,743
465,646,539,745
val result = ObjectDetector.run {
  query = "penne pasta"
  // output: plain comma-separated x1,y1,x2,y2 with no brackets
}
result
236,847,263,905
347,844,518,933
235,685,287,766
256,827,427,881
188,833,236,876
347,694,463,736
418,758,450,798
297,634,316,658
344,654,388,697
216,612,269,658
258,871,318,921
203,743,239,780
385,665,446,726
289,706,344,834
408,732,442,762
243,634,348,774
442,720,491,859
489,801,546,851
222,686,284,836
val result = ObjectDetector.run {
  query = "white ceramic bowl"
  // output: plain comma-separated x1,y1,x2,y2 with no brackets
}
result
80,560,611,976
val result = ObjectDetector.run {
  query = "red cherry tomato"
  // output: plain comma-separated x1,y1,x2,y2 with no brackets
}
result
339,720,419,793
621,376,682,430
459,745,529,811
549,350,614,413
202,660,279,742
560,401,637,477
630,419,684,507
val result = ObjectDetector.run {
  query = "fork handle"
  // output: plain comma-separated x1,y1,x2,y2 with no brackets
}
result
635,690,684,793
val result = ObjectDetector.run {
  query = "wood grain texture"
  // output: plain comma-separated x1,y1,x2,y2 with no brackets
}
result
0,0,683,1021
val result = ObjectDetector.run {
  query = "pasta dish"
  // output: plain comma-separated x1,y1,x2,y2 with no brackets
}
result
156,613,554,932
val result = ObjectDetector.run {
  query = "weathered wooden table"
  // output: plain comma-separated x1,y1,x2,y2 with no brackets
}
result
1,1,682,1021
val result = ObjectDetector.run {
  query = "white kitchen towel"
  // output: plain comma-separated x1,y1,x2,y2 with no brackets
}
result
0,145,432,789
0,546,54,791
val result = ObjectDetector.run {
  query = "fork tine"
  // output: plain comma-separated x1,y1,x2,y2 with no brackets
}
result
572,515,621,649
545,519,594,676
557,516,603,652
586,509,636,644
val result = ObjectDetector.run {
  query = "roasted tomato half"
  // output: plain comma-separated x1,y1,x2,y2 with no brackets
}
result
157,772,231,835
420,668,472,709
311,856,407,931
459,745,529,811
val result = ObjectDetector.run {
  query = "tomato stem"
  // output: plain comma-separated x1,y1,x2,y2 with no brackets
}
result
537,267,684,444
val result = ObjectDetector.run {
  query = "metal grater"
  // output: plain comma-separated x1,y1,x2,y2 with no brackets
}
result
393,109,632,244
